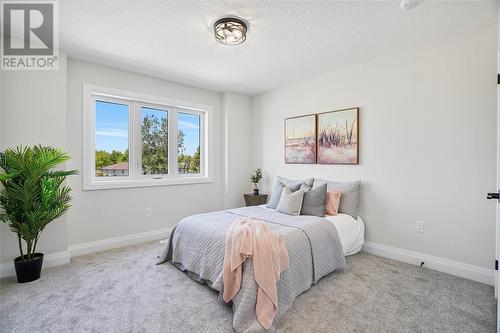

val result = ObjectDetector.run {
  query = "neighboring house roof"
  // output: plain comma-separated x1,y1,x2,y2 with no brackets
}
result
102,162,129,170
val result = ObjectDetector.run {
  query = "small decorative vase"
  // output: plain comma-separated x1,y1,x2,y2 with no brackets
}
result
253,188,259,195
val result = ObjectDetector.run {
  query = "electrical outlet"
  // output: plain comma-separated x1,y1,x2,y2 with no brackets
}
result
416,221,424,233
145,208,152,217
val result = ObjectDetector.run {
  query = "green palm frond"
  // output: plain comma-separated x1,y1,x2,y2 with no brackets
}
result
0,145,78,261
46,170,79,179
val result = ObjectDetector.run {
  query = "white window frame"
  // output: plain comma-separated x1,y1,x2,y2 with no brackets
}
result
83,84,213,190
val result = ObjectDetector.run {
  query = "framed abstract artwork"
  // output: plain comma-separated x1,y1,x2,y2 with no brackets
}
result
317,107,359,164
284,114,317,164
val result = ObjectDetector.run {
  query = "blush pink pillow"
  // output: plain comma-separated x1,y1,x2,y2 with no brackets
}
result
325,191,342,216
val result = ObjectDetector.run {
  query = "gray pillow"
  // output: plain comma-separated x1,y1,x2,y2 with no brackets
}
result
300,182,327,217
314,179,361,218
266,176,314,209
299,179,314,191
276,187,305,216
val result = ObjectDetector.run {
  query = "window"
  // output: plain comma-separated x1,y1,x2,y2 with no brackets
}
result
83,84,212,190
95,101,129,177
141,107,169,175
177,112,200,174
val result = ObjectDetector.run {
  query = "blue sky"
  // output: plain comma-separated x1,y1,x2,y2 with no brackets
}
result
95,101,200,155
178,112,200,156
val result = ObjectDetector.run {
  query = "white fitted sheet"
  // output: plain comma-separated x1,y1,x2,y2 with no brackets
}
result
260,205,365,256
324,214,365,256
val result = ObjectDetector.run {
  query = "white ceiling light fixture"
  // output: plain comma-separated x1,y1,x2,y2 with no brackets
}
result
400,0,423,10
213,17,247,46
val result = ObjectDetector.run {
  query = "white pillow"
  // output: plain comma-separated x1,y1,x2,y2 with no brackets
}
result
276,187,305,216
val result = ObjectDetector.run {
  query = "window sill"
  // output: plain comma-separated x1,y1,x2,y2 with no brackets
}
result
83,176,213,191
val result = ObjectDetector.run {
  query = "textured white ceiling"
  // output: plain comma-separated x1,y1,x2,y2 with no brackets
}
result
58,1,497,95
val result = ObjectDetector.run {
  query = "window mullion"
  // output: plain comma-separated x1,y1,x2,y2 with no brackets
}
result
128,101,140,179
134,102,142,177
169,108,178,177
128,102,136,178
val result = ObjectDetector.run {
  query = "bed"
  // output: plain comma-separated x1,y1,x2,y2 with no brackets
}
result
158,204,365,332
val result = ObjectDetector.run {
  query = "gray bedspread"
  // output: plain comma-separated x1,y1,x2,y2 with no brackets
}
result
158,206,346,332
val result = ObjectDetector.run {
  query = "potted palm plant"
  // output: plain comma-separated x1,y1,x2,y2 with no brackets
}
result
250,168,263,195
0,146,77,283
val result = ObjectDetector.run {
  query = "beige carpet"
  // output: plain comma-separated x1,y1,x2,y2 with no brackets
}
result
0,241,496,332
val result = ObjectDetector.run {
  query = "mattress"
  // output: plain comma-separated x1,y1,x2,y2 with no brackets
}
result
324,214,365,256
262,205,365,256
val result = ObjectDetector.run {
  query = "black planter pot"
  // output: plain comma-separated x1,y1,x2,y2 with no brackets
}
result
14,253,44,283
253,188,259,195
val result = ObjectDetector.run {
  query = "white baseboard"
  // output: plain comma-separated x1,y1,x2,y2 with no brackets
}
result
362,241,495,286
68,227,172,257
3,232,492,286
0,250,70,279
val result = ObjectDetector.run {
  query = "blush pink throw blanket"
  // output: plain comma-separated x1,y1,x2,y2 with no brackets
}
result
223,218,289,329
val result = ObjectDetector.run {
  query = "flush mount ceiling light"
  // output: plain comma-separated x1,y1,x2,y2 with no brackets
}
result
213,17,247,46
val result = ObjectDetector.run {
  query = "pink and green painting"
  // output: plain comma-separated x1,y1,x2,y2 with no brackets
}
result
317,108,359,164
285,114,316,164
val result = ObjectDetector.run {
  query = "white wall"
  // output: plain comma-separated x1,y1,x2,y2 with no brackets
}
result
1,53,69,263
222,92,253,208
66,59,225,246
252,25,498,270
